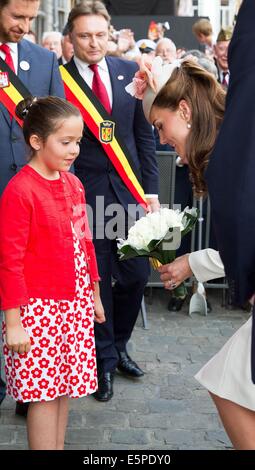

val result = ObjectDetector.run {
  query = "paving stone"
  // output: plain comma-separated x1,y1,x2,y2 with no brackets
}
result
205,430,232,447
178,444,224,450
145,362,181,374
0,396,15,411
70,396,117,412
188,398,217,414
177,336,210,346
85,411,128,428
66,410,84,427
0,410,27,426
219,327,238,337
0,427,16,445
110,429,151,445
115,399,150,414
169,413,222,431
0,444,28,450
154,429,204,446
190,327,221,337
147,335,178,345
65,428,105,445
181,363,205,377
188,352,216,364
167,373,199,388
148,398,187,414
160,385,193,400
155,352,189,364
167,344,201,355
129,413,169,429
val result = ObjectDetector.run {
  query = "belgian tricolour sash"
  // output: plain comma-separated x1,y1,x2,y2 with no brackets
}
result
0,57,31,126
60,61,147,209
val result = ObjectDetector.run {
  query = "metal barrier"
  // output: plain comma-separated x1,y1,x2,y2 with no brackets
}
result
147,151,177,287
188,196,228,292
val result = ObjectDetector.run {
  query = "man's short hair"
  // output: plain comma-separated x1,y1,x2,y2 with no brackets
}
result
192,18,213,37
42,31,62,44
67,1,111,32
155,38,177,53
0,0,39,8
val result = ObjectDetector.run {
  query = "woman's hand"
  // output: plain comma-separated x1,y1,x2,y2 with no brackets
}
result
6,324,31,354
158,254,193,290
93,282,106,324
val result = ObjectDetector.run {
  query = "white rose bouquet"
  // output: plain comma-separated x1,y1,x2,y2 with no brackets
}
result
117,207,198,299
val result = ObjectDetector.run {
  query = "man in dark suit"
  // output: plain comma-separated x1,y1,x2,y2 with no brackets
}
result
206,0,254,309
0,0,65,193
58,23,74,66
0,0,64,412
214,27,232,89
66,1,159,401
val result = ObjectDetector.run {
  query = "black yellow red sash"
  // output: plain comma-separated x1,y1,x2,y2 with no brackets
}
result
0,57,31,126
60,61,147,209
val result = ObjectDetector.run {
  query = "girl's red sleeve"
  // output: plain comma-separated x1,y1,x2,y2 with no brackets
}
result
0,186,31,310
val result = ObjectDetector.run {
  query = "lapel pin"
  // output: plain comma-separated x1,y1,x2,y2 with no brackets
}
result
117,75,124,80
20,60,30,71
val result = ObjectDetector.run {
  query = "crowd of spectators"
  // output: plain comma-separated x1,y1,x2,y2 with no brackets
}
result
35,16,231,89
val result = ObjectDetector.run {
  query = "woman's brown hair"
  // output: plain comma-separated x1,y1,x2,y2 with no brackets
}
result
152,60,226,196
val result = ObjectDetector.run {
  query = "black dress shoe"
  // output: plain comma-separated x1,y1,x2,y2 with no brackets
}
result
117,351,144,378
93,372,114,402
206,299,212,313
167,295,186,312
0,378,6,405
15,402,29,417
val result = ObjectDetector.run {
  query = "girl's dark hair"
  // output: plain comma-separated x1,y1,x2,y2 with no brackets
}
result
16,96,82,154
153,60,226,196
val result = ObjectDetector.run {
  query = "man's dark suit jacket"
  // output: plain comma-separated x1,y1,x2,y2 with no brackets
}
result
0,39,64,194
74,55,158,216
206,0,255,304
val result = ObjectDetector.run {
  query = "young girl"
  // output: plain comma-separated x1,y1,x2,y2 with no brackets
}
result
0,96,105,450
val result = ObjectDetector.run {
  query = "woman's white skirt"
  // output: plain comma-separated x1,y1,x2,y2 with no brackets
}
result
195,316,255,410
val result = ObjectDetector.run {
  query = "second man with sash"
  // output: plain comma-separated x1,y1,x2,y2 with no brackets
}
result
62,1,159,401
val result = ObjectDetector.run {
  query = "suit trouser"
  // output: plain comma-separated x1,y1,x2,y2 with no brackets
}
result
93,236,150,373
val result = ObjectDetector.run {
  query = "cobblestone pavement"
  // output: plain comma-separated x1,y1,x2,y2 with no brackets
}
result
0,288,250,450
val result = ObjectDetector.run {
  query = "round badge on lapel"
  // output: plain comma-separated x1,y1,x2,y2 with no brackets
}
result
20,60,30,71
117,75,124,80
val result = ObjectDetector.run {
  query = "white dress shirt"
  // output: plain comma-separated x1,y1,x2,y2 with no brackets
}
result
73,55,113,106
0,42,18,74
219,69,230,86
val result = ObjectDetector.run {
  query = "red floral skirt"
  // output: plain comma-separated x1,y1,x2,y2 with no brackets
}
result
2,229,97,402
